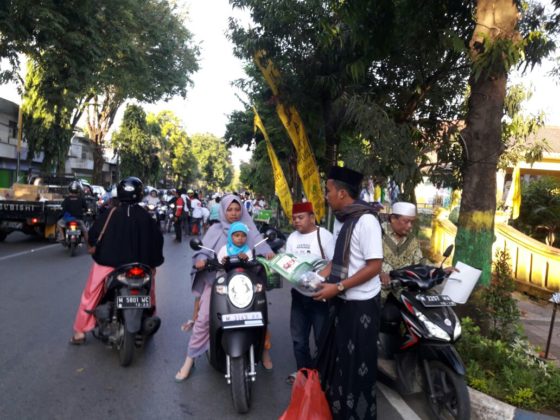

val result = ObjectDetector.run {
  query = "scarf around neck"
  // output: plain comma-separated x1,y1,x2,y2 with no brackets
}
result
329,200,378,284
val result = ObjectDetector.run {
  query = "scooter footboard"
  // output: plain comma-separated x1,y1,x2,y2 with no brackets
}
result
222,328,264,359
419,343,466,375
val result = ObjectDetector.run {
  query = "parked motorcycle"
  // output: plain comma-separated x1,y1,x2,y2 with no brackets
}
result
90,263,161,366
379,245,470,420
62,220,82,257
189,232,276,414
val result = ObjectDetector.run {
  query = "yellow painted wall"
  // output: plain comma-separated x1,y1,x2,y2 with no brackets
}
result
431,209,560,292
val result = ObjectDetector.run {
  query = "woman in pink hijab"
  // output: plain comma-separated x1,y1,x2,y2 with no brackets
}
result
175,194,275,381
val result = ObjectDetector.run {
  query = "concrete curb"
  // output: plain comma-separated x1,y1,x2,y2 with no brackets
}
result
469,386,559,420
378,362,559,419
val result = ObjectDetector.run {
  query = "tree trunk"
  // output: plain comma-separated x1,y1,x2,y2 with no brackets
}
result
454,0,519,285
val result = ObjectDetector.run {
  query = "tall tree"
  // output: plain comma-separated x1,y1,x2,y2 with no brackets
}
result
84,0,199,183
111,105,161,185
148,111,199,187
190,133,234,191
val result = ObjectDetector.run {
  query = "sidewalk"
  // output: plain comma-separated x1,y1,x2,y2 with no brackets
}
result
515,292,560,366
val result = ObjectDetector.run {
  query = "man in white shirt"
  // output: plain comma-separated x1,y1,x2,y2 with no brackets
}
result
285,201,334,384
315,165,383,420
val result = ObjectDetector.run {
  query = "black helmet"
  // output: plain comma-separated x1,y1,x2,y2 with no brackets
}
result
68,181,82,194
117,177,143,203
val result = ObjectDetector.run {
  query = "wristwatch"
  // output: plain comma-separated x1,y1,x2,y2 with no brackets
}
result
336,282,345,293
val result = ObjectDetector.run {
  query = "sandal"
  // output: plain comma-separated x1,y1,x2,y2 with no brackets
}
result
180,320,195,332
174,361,195,382
69,335,86,345
286,372,297,385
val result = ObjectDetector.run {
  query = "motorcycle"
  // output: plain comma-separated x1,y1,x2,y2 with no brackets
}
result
62,220,82,257
165,203,176,233
189,231,278,414
90,263,161,367
379,245,470,420
156,204,167,232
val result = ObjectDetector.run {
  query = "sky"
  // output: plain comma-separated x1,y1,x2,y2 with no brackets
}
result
0,1,559,167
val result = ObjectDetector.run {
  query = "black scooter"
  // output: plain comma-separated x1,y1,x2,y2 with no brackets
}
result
90,263,161,366
189,232,277,414
379,246,470,420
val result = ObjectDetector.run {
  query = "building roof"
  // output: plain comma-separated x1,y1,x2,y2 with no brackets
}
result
0,97,19,117
528,126,560,154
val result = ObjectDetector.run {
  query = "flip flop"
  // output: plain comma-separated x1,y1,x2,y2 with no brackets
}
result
180,320,195,332
285,372,297,385
69,335,86,345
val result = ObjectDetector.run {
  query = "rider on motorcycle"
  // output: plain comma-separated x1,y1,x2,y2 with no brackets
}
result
143,189,161,207
57,181,89,243
70,176,164,345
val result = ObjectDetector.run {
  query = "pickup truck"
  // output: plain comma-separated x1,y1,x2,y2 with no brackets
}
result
0,176,76,242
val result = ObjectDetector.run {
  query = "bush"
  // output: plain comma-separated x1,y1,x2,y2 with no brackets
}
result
478,248,521,342
457,318,560,413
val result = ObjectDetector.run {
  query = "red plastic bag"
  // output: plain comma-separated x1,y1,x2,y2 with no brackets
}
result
279,368,332,420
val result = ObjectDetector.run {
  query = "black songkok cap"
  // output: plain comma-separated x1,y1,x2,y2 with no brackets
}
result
327,166,363,188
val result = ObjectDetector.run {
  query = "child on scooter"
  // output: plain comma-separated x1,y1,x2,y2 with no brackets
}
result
181,222,252,332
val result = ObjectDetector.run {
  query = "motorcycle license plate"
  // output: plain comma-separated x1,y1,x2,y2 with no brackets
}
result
117,296,151,309
221,311,264,329
416,294,456,307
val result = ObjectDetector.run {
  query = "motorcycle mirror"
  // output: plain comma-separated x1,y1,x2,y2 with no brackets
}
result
441,245,454,267
264,229,277,241
189,238,202,251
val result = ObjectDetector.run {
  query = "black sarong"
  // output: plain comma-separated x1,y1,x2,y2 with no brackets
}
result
316,294,380,420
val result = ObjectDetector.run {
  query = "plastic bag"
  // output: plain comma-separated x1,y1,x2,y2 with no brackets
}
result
279,368,332,420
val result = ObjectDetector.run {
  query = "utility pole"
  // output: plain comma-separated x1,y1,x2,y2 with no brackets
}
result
15,104,23,183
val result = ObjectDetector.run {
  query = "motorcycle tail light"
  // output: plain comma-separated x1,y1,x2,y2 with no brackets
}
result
30,218,39,224
130,289,140,295
128,267,145,277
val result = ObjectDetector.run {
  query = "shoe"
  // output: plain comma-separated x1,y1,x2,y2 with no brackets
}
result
69,335,86,345
286,372,297,385
174,362,195,382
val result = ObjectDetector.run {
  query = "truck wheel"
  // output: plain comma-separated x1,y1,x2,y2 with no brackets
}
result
0,231,7,242
230,355,251,414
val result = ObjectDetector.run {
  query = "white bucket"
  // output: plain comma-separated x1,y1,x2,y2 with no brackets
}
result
441,261,482,304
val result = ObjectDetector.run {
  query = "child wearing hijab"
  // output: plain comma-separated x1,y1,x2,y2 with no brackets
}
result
217,221,252,262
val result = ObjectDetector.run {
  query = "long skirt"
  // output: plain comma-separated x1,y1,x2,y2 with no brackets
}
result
315,294,381,420
73,262,157,334
186,281,213,358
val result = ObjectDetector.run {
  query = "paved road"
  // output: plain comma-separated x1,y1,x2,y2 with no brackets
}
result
0,232,431,420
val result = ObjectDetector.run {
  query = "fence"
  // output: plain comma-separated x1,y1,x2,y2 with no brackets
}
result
431,208,560,292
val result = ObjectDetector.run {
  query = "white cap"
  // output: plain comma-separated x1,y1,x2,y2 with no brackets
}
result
392,202,416,217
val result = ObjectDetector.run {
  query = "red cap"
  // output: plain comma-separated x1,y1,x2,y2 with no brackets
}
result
292,202,314,214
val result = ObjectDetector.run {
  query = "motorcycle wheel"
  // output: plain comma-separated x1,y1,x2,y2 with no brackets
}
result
230,356,251,414
0,231,7,242
425,361,470,420
119,329,135,367
69,241,76,257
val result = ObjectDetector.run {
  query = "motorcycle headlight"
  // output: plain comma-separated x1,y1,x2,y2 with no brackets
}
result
453,312,462,340
227,274,254,308
416,311,451,341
